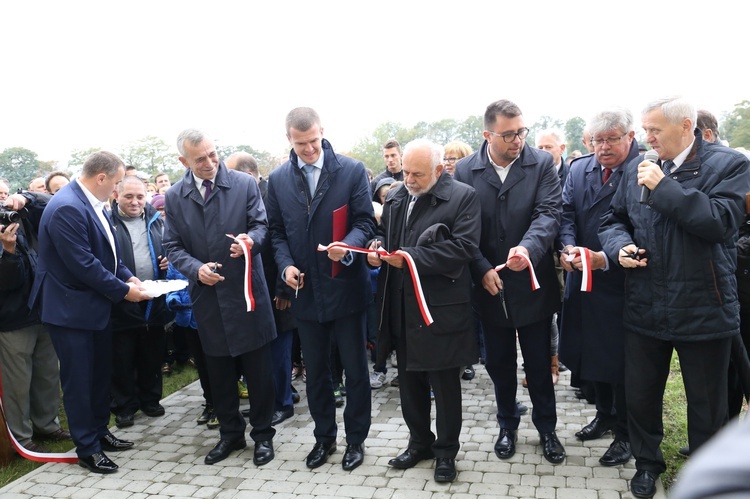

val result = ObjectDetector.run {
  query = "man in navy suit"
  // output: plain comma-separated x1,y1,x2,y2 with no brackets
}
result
29,151,152,474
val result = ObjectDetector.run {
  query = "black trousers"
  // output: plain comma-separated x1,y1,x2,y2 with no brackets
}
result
624,331,731,473
727,310,750,419
483,316,557,433
110,325,165,415
204,342,275,443
589,381,628,441
297,312,370,445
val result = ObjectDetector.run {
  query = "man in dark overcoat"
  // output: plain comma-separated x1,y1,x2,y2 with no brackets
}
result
558,108,640,467
368,139,480,483
453,99,565,464
163,129,277,467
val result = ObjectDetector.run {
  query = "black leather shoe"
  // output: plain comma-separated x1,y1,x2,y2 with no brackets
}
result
271,408,294,426
306,442,336,469
575,416,614,441
540,432,566,464
462,366,475,380
678,445,691,457
434,457,457,482
494,428,517,459
599,439,632,466
631,469,658,498
78,452,118,474
388,448,435,469
114,413,134,429
342,443,364,471
141,404,165,417
291,385,301,404
205,438,247,465
100,433,134,452
516,399,528,416
197,405,214,425
253,440,274,466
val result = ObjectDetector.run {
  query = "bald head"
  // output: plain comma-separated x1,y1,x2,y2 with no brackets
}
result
225,152,259,178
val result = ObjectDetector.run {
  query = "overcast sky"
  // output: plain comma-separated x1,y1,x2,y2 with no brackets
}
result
1,1,747,167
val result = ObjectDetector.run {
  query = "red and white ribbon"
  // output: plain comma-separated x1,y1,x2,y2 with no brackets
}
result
0,369,78,463
564,247,593,292
226,234,255,312
494,253,540,290
317,242,434,326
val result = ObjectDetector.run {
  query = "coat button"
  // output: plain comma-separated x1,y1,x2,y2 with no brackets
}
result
500,195,506,200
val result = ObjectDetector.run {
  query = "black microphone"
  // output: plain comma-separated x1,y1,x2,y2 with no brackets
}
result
639,149,659,204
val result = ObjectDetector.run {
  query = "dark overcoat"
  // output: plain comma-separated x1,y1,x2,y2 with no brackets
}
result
453,141,561,328
373,173,480,370
163,163,276,357
557,140,639,383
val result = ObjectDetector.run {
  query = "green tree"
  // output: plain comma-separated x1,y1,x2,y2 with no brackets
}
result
0,147,40,191
217,144,276,177
564,117,586,155
723,100,750,149
527,116,565,148
68,147,102,170
120,136,179,177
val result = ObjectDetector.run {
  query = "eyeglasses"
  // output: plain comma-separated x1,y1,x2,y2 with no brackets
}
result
487,128,530,143
443,157,459,163
590,133,627,147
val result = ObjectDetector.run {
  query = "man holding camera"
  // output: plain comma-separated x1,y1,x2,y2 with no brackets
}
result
1,190,70,454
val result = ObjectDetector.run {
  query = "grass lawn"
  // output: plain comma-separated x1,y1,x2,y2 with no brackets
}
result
0,363,198,488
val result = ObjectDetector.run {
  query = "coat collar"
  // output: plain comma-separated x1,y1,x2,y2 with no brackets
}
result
287,138,342,174
178,162,233,203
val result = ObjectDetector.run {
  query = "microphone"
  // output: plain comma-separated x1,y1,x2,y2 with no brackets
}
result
639,149,659,204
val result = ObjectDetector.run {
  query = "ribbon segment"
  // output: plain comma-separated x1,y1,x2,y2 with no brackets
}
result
227,234,255,311
579,247,593,292
493,253,540,290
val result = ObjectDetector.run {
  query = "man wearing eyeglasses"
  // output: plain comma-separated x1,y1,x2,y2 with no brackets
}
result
454,99,565,464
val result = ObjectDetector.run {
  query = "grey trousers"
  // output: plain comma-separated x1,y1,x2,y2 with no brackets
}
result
0,324,62,445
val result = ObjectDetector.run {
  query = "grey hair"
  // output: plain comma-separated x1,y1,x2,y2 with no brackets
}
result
643,97,697,128
176,129,208,157
587,108,635,136
403,138,444,173
118,174,147,194
535,128,567,146
285,107,321,135
82,151,124,178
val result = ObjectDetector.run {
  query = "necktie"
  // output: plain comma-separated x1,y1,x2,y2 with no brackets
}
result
302,164,316,197
662,160,675,175
202,179,212,202
406,196,417,222
602,168,612,184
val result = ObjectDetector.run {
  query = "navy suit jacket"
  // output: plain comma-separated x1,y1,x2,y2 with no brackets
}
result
28,180,133,330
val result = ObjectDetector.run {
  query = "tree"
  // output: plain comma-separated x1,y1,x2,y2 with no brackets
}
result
564,117,586,155
0,147,40,191
68,147,101,170
216,144,276,177
120,136,179,178
723,100,750,149
527,116,565,148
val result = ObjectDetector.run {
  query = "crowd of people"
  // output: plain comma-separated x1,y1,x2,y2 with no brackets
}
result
2,97,750,498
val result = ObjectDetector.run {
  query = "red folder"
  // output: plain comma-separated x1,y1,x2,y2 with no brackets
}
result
332,205,348,277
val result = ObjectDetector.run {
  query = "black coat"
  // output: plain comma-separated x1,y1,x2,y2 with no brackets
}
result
454,141,562,328
599,131,750,341
557,140,639,383
373,173,480,370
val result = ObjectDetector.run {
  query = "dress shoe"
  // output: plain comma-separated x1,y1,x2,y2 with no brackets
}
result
271,408,294,426
100,433,134,452
204,438,246,465
306,441,336,469
197,405,214,425
630,469,658,498
516,399,528,416
388,448,435,469
141,404,165,417
253,440,274,466
114,413,135,429
33,428,71,442
291,385,301,404
575,415,614,441
462,365,475,380
342,443,364,471
494,428,517,459
599,439,632,466
434,457,457,482
678,445,691,457
78,452,118,474
540,432,566,464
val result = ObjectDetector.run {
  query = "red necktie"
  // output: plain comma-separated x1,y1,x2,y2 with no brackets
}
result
602,168,612,184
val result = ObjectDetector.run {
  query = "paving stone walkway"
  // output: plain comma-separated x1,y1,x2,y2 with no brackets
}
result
0,360,666,498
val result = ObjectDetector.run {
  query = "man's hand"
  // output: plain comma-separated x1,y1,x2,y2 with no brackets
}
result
124,282,152,302
561,246,607,271
381,252,405,269
638,159,665,190
275,296,291,310
482,268,503,296
285,265,304,290
327,241,348,262
506,246,530,271
198,262,224,285
366,241,382,267
230,234,254,258
0,222,19,254
618,244,648,268
157,255,169,271
3,194,29,211
559,245,576,272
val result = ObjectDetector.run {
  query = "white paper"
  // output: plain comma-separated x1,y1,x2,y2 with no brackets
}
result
140,279,188,298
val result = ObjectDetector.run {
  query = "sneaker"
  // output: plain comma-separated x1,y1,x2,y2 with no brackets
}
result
207,413,220,429
370,371,386,389
390,375,400,387
197,405,214,425
462,365,475,380
390,352,398,368
238,379,249,399
334,386,344,407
